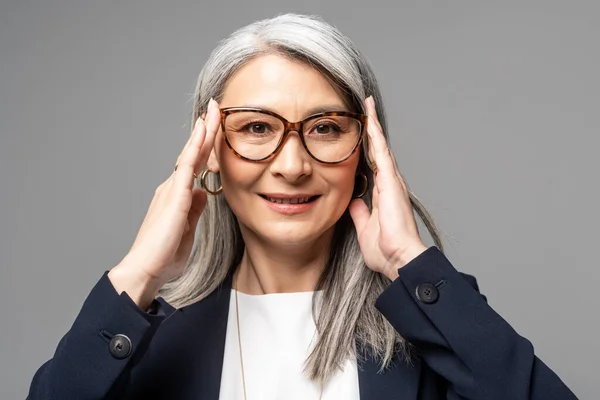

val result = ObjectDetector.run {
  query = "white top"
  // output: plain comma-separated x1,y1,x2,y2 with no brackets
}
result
219,289,360,399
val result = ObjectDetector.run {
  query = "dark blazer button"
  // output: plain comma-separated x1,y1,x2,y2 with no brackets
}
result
109,334,132,359
416,283,439,304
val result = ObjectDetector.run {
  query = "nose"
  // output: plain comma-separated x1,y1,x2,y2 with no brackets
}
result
268,131,312,182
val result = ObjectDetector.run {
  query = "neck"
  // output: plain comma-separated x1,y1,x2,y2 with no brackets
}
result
233,227,333,295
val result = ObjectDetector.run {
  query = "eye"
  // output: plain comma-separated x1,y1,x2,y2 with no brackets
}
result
316,124,331,134
242,122,271,135
250,123,267,134
313,123,340,134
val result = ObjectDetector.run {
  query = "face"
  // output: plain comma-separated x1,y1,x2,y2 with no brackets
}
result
208,54,361,247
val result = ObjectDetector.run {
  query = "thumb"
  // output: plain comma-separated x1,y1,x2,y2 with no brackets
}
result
348,198,370,235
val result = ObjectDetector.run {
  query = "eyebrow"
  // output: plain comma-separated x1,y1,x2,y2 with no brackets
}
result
239,104,350,119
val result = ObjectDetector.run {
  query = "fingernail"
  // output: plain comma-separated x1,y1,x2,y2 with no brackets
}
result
209,98,217,111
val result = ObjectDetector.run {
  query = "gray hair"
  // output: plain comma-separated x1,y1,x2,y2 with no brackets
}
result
159,13,444,387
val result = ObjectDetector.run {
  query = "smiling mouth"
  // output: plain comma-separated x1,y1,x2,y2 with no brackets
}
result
259,195,320,204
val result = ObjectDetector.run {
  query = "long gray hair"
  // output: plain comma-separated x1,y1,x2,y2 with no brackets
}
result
159,13,444,387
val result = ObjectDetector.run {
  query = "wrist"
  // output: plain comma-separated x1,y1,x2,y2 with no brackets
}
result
399,244,428,266
385,244,428,280
383,266,400,282
108,264,163,310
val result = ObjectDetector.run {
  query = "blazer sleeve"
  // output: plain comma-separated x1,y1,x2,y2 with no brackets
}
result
374,246,578,400
27,271,174,400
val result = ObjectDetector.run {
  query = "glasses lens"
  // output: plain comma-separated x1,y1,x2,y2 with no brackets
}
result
223,111,363,162
303,115,362,162
223,111,285,160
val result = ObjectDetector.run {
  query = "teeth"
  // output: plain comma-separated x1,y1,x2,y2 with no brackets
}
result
266,196,312,204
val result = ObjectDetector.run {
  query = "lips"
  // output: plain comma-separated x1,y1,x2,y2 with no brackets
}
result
259,194,320,204
258,193,320,215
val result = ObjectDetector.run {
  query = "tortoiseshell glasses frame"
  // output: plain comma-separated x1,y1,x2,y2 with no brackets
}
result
219,107,368,164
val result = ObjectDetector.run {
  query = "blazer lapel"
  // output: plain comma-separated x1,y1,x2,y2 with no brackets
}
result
145,273,234,400
183,273,234,400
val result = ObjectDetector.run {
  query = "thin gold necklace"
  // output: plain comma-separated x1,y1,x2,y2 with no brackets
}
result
234,271,324,400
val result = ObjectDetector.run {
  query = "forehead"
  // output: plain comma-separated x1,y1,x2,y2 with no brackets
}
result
219,54,349,119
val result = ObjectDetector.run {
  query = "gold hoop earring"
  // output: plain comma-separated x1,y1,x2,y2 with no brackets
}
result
200,169,223,195
352,172,368,198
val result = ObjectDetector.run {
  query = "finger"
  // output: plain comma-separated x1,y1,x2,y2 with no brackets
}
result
371,181,380,210
146,182,167,215
175,116,205,172
348,198,370,235
396,169,409,196
364,135,377,174
176,187,207,260
366,109,407,195
195,98,220,172
364,97,400,192
386,145,404,184
368,99,384,132
174,116,207,190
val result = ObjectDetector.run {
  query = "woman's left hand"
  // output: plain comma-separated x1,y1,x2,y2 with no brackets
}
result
349,96,428,281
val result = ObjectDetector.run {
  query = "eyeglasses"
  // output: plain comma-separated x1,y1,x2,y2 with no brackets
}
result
219,107,367,164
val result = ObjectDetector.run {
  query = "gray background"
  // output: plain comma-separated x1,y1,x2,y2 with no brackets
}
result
1,0,597,398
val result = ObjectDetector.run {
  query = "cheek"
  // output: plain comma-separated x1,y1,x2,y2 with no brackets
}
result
336,153,361,193
220,158,257,193
216,133,245,185
328,168,357,204
216,139,263,205
318,156,360,210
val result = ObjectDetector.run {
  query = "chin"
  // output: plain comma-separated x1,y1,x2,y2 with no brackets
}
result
246,219,334,247
232,196,344,246
263,224,323,246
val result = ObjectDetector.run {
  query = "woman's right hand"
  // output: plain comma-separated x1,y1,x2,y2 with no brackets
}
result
108,98,221,309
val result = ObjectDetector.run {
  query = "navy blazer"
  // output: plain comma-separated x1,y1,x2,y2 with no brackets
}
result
28,246,577,399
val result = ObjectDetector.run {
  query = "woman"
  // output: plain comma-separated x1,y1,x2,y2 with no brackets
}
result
28,13,576,400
